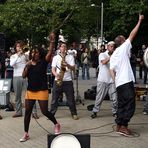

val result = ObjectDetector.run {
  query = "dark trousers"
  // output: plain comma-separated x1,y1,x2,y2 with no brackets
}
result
116,81,136,127
50,81,77,116
143,66,148,84
139,65,143,79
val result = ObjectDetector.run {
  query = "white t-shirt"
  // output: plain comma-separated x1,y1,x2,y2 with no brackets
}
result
110,39,135,87
10,53,27,77
52,54,75,81
67,49,77,57
97,50,113,83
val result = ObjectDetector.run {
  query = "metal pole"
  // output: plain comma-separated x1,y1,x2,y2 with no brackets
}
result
97,19,99,49
100,2,103,45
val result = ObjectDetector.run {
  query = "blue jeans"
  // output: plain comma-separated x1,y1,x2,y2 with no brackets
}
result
76,61,82,77
82,64,90,80
144,92,148,112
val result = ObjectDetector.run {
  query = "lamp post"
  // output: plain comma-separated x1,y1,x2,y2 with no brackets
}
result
100,2,103,45
91,2,104,47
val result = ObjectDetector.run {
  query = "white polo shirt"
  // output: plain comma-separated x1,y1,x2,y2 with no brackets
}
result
110,39,135,87
97,50,113,83
52,54,75,81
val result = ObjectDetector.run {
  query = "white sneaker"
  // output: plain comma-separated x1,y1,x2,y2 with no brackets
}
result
20,133,30,142
54,123,61,134
143,111,148,115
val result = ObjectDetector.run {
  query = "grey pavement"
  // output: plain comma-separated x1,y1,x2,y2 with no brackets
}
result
0,68,148,148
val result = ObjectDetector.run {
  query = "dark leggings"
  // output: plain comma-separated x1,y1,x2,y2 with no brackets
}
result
24,99,57,132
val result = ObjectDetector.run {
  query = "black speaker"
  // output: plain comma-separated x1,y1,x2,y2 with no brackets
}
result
0,33,5,50
47,133,90,148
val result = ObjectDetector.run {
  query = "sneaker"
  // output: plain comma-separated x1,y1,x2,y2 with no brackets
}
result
54,123,61,134
117,126,131,136
72,115,79,120
12,113,22,118
91,112,97,119
32,113,39,119
112,113,117,118
143,111,148,115
20,133,30,142
116,125,121,132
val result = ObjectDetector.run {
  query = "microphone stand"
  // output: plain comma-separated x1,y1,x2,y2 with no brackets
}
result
75,68,84,105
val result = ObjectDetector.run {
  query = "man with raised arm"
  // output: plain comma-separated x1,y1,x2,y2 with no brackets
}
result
110,14,144,136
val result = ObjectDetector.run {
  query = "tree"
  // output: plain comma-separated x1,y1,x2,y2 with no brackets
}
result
0,0,7,4
0,0,148,49
105,0,148,44
0,0,77,46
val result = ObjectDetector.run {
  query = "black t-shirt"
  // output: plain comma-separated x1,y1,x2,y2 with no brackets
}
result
27,59,48,91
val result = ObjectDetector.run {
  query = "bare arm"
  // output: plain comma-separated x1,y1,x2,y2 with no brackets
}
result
52,67,58,77
52,66,61,80
110,69,116,81
67,63,75,71
101,57,110,65
22,60,32,78
22,65,29,78
45,32,55,63
128,14,144,42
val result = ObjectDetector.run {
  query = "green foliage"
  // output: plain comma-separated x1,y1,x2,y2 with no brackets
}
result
105,0,147,41
0,0,148,47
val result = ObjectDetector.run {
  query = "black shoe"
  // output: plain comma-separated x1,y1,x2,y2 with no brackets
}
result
72,115,79,120
0,115,2,120
112,113,117,118
32,113,39,119
91,112,97,119
12,113,22,118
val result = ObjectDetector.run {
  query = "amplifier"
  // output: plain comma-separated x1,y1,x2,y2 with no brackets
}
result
0,91,10,105
0,79,11,105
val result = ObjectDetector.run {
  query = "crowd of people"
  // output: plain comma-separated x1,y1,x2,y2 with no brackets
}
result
0,14,148,140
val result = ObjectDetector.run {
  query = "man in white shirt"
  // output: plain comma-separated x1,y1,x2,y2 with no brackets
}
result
143,47,148,115
110,14,144,136
67,42,78,79
10,40,28,117
91,41,117,119
50,42,78,120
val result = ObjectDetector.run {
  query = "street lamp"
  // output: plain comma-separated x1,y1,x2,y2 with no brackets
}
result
100,2,103,45
91,2,104,47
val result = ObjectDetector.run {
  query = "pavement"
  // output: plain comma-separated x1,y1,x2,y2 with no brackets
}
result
0,68,148,148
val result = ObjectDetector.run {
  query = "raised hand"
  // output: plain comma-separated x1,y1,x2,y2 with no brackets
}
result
139,14,144,21
49,32,55,43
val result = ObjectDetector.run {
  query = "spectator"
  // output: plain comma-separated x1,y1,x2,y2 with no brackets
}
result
5,51,14,91
91,48,99,78
137,44,145,79
81,48,91,80
130,50,137,83
10,40,28,118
